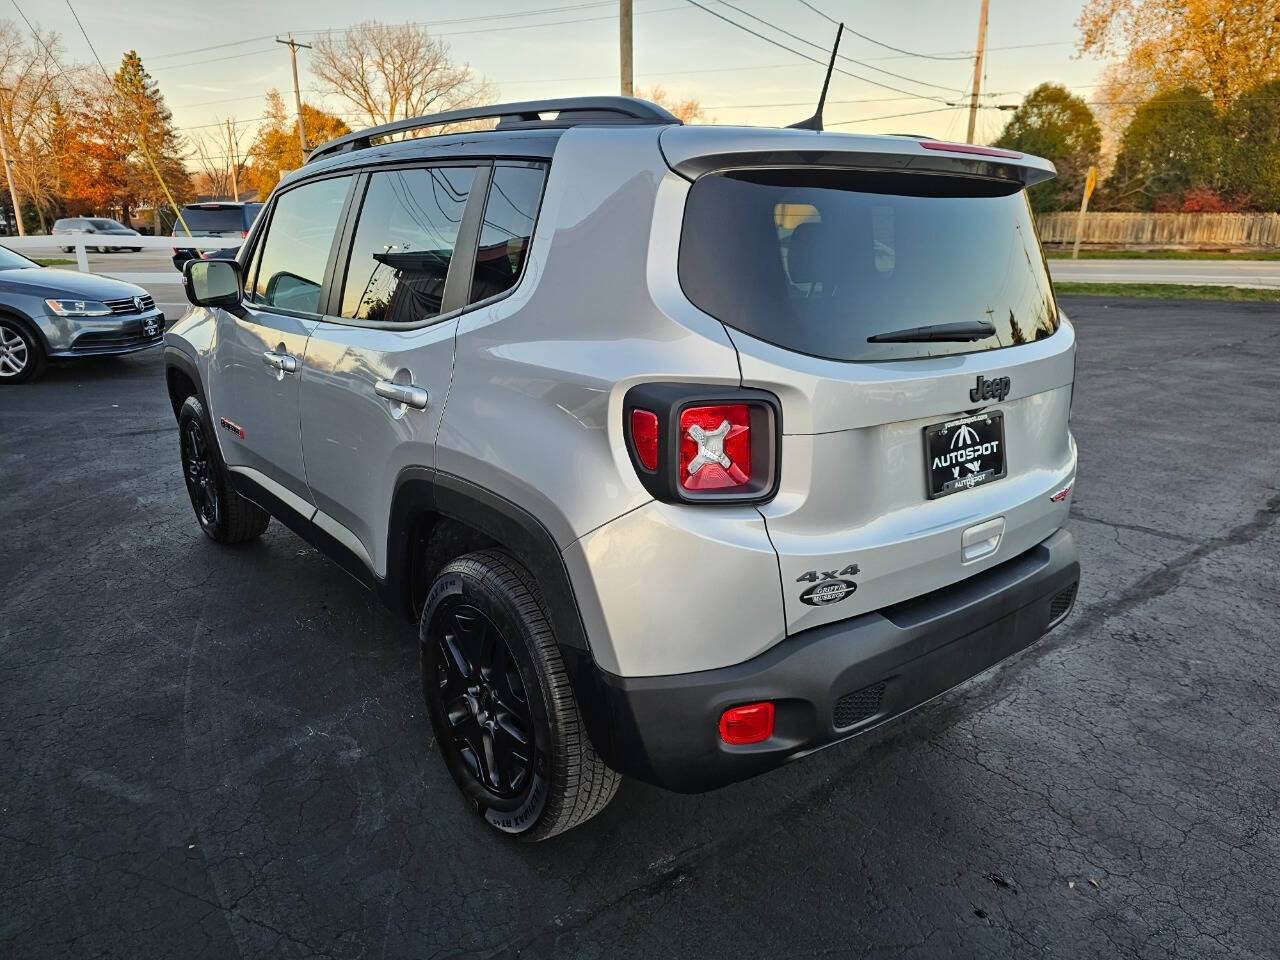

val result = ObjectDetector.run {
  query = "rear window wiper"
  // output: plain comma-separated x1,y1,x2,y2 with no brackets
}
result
867,321,995,343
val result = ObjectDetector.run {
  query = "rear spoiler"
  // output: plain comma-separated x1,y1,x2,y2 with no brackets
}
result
658,126,1056,187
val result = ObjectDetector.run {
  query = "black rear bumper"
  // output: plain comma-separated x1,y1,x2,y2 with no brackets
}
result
568,529,1079,793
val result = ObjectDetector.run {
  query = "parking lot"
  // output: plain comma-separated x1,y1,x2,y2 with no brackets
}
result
2,294,1278,958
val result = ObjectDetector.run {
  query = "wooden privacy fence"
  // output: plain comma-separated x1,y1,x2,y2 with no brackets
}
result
1036,212,1280,248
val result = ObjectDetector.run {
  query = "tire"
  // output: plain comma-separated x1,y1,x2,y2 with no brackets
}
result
61,246,73,253
177,395,270,544
131,247,142,253
0,317,47,385
421,550,620,840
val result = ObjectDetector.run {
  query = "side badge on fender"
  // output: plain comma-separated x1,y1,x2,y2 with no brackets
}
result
219,416,245,439
796,564,859,606
800,580,857,606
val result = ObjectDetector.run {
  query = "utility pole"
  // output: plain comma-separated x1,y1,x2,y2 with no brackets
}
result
276,35,311,156
226,119,240,202
0,88,24,236
619,0,633,96
965,0,990,144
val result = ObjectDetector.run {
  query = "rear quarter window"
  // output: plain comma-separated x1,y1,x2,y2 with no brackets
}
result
678,168,1059,362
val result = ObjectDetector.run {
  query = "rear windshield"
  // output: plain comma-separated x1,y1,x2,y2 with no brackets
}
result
678,169,1059,362
180,206,248,232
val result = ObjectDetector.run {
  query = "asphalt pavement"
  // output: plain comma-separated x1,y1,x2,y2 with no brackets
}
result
1048,257,1280,288
2,296,1279,958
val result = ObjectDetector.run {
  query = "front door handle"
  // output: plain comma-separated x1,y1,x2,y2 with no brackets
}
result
262,350,298,374
374,379,429,410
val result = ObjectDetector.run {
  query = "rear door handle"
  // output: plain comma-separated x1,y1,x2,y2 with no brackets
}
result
374,379,429,410
262,350,298,374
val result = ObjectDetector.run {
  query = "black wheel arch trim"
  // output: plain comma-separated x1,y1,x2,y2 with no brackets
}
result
163,345,209,416
387,469,591,653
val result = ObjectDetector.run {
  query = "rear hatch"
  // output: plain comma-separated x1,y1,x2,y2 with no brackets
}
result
666,128,1077,635
176,204,251,238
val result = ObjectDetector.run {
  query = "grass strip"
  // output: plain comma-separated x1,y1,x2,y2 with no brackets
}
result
1054,282,1280,302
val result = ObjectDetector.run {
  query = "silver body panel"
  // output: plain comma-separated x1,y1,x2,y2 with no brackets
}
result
168,121,1077,680
300,320,456,576
209,304,316,506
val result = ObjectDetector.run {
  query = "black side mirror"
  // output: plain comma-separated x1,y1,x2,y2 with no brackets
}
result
183,257,243,310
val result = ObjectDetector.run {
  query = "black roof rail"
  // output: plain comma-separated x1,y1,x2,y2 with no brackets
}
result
306,96,681,165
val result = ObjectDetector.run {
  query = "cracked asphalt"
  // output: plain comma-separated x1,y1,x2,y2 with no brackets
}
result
2,296,1278,959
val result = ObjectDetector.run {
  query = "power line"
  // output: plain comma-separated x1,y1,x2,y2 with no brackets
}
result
794,0,975,61
684,0,950,103
144,0,622,60
146,4,689,73
710,0,964,92
826,106,956,126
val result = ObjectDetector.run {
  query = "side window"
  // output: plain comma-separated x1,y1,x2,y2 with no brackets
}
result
252,175,352,314
469,164,547,305
340,166,476,323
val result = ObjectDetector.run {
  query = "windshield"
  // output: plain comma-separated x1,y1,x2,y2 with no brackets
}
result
0,245,37,270
678,168,1059,362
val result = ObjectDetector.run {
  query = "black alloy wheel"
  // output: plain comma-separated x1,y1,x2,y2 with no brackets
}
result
431,601,537,799
180,418,220,533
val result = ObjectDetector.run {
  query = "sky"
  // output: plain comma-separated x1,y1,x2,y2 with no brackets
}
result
24,0,1109,157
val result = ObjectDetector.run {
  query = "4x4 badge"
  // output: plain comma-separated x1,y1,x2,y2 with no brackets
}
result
796,564,859,583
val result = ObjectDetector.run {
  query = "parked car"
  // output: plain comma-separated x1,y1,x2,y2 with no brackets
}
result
51,217,143,253
170,202,263,270
164,97,1080,840
0,245,163,384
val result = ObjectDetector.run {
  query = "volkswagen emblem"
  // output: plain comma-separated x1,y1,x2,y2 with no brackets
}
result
133,295,144,313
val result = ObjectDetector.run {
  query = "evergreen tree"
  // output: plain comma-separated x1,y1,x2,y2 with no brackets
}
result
110,51,189,222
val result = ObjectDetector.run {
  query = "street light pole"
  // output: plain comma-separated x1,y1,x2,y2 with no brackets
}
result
619,0,633,96
0,88,25,236
226,119,240,202
276,35,312,156
965,0,990,145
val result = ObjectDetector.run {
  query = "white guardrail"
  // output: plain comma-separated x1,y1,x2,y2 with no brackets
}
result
1,233,243,273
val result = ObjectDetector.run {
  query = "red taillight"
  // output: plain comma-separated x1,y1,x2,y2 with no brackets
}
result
679,404,750,492
719,702,775,744
629,409,659,471
918,140,1021,159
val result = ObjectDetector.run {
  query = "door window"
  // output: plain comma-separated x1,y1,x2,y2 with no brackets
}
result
339,166,477,323
469,164,547,304
251,176,352,314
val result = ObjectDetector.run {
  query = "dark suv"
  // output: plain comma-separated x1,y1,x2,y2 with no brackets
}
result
170,202,263,269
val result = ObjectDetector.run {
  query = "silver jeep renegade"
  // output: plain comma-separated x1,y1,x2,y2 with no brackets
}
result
164,97,1079,840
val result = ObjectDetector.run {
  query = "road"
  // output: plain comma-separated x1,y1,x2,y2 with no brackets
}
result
2,297,1279,958
1048,257,1280,288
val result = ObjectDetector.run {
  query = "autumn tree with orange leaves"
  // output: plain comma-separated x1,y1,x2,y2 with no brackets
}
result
1078,0,1280,113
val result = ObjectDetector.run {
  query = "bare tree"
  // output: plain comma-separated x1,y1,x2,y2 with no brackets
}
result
191,116,249,199
311,21,491,129
635,85,710,124
0,21,75,231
